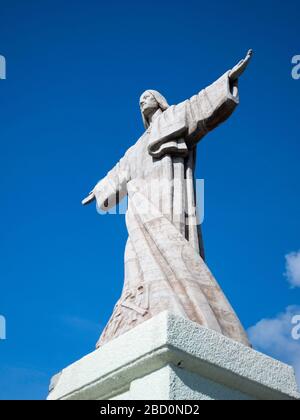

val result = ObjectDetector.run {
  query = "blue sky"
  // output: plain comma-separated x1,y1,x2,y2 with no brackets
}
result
0,0,299,399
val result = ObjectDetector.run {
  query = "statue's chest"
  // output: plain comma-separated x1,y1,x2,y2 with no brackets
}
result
130,133,165,181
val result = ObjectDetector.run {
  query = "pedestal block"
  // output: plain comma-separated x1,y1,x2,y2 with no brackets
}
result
48,312,300,401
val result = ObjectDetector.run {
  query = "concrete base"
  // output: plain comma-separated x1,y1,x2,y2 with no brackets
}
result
48,312,300,400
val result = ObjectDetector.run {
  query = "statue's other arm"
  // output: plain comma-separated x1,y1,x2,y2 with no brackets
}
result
82,154,131,210
184,50,253,148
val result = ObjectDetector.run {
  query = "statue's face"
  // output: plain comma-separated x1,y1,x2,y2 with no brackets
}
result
140,92,159,117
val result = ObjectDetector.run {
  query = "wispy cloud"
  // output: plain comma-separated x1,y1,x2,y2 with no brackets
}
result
248,306,300,389
61,315,101,334
285,251,300,288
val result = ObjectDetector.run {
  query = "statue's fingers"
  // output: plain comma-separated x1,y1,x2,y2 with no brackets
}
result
245,50,253,64
82,193,95,206
82,197,89,205
236,59,244,67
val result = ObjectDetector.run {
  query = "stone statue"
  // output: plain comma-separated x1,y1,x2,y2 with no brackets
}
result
83,50,253,348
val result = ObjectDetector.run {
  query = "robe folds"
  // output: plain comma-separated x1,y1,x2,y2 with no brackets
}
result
93,71,250,348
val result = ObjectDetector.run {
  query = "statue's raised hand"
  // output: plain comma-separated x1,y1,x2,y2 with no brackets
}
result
82,191,96,206
229,49,253,81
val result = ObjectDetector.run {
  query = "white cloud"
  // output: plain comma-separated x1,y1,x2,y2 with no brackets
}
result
248,306,300,390
285,251,300,288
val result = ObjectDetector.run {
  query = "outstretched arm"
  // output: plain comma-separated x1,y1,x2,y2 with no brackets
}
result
183,49,253,147
82,154,131,210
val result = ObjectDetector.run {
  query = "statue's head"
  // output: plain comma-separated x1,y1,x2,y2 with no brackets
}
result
140,90,169,129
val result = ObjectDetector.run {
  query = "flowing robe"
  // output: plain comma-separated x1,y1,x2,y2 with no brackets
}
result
93,71,250,348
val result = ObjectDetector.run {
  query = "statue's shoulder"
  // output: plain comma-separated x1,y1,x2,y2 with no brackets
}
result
162,101,188,121
153,102,187,132
123,130,148,160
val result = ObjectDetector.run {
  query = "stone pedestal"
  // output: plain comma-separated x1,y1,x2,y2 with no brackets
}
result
48,312,299,400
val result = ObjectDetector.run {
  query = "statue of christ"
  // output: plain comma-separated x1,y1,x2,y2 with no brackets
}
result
83,50,253,348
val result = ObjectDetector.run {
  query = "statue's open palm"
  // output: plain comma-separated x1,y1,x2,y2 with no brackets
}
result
229,49,253,81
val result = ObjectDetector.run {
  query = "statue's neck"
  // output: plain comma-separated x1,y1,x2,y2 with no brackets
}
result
148,108,162,126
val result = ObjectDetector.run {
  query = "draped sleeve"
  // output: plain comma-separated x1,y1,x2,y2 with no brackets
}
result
184,71,239,147
92,152,131,211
